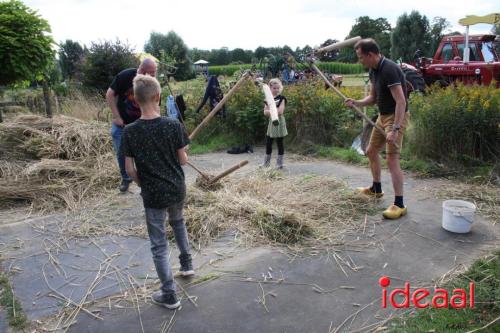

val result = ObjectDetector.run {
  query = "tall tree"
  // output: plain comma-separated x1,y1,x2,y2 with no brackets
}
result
429,17,452,55
391,11,431,62
58,39,85,81
319,39,339,61
82,39,138,92
337,16,392,62
254,47,269,61
0,0,55,86
144,31,193,81
231,48,250,63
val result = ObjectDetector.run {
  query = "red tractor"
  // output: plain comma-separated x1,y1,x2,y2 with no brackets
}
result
404,34,500,92
402,13,500,93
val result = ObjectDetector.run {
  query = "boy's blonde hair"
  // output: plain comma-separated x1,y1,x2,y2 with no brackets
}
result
268,78,283,94
133,74,161,105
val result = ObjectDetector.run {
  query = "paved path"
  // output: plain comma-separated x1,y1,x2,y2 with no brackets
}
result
0,149,498,332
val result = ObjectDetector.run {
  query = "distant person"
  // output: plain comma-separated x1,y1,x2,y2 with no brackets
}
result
121,74,194,310
345,38,409,220
105,58,157,192
195,76,226,118
261,78,288,169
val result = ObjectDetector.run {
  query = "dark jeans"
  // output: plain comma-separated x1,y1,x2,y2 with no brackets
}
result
111,123,131,181
145,201,191,295
266,136,284,155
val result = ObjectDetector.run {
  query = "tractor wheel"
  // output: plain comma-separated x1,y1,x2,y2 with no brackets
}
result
403,68,425,95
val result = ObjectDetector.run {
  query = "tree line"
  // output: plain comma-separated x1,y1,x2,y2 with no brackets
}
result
2,0,498,93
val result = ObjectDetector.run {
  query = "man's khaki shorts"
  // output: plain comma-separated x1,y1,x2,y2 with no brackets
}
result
369,112,410,154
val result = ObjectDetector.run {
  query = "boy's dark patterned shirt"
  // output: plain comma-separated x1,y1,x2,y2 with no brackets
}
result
121,117,190,208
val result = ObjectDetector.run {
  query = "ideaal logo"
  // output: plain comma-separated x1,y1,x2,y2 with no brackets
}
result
379,276,475,309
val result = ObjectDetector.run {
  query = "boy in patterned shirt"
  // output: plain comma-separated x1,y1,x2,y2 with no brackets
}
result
121,74,194,309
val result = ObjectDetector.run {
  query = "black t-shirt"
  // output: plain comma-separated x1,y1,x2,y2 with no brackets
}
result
264,95,287,108
121,117,190,208
109,68,141,124
369,57,408,115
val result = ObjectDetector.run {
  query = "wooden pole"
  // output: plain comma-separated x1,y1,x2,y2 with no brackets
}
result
310,63,398,148
208,160,249,185
186,161,211,180
189,71,250,140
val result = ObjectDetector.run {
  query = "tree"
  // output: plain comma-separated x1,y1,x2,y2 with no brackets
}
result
209,47,231,65
391,11,431,62
58,39,85,81
82,39,138,92
254,47,269,61
429,17,452,54
231,48,251,63
318,39,339,61
0,0,55,86
144,31,193,81
337,16,391,62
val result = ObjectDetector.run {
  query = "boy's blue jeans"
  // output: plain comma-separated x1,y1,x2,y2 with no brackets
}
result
145,201,191,295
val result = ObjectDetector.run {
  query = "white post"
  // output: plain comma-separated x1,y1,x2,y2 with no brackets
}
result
464,26,470,63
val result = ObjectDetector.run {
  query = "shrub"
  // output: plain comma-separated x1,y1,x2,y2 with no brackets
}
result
407,83,500,166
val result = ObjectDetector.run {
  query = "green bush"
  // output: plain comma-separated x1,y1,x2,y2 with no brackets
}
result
407,83,500,167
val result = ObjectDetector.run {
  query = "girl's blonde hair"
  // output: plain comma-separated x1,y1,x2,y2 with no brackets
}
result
268,78,283,94
133,74,161,105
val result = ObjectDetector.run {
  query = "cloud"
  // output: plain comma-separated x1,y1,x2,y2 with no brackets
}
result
24,0,498,51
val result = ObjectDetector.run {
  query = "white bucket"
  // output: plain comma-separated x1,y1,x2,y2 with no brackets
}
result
442,200,476,233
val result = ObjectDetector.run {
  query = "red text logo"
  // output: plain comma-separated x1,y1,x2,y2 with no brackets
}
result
379,276,474,309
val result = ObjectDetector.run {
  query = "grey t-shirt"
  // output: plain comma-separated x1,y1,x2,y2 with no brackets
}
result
121,117,190,208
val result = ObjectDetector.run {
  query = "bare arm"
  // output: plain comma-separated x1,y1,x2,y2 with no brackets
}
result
125,157,140,186
263,104,270,116
106,88,124,127
277,100,285,115
177,147,188,165
345,83,376,108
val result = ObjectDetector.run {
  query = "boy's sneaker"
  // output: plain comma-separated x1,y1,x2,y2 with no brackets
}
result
151,291,180,309
176,254,195,277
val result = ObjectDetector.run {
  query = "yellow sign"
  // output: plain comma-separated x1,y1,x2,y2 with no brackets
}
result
136,52,159,63
459,13,500,26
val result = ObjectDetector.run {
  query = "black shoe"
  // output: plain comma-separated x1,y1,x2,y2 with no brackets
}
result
119,179,132,192
176,253,194,277
151,291,180,309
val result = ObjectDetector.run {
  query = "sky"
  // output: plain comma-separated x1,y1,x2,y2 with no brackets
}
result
23,0,499,52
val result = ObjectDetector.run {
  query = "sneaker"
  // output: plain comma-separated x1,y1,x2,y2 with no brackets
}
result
151,291,180,309
119,179,132,192
356,187,384,198
383,204,407,219
176,255,195,277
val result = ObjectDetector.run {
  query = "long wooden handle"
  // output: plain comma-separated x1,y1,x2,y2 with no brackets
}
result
189,71,250,140
314,36,362,54
186,161,210,180
208,160,249,185
310,63,399,149
262,84,279,126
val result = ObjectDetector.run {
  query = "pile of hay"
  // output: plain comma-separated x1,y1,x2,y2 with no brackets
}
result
184,169,378,246
0,114,119,211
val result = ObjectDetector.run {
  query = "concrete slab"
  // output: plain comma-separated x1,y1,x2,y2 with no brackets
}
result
0,148,497,332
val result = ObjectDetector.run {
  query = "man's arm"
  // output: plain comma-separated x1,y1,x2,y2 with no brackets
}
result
345,83,376,108
125,157,140,186
106,88,124,127
386,84,407,143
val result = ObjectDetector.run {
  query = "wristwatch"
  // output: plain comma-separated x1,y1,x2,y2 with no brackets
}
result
392,124,401,132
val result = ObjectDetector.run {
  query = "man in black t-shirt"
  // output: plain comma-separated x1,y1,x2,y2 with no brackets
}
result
105,58,157,192
345,39,410,220
121,74,193,310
